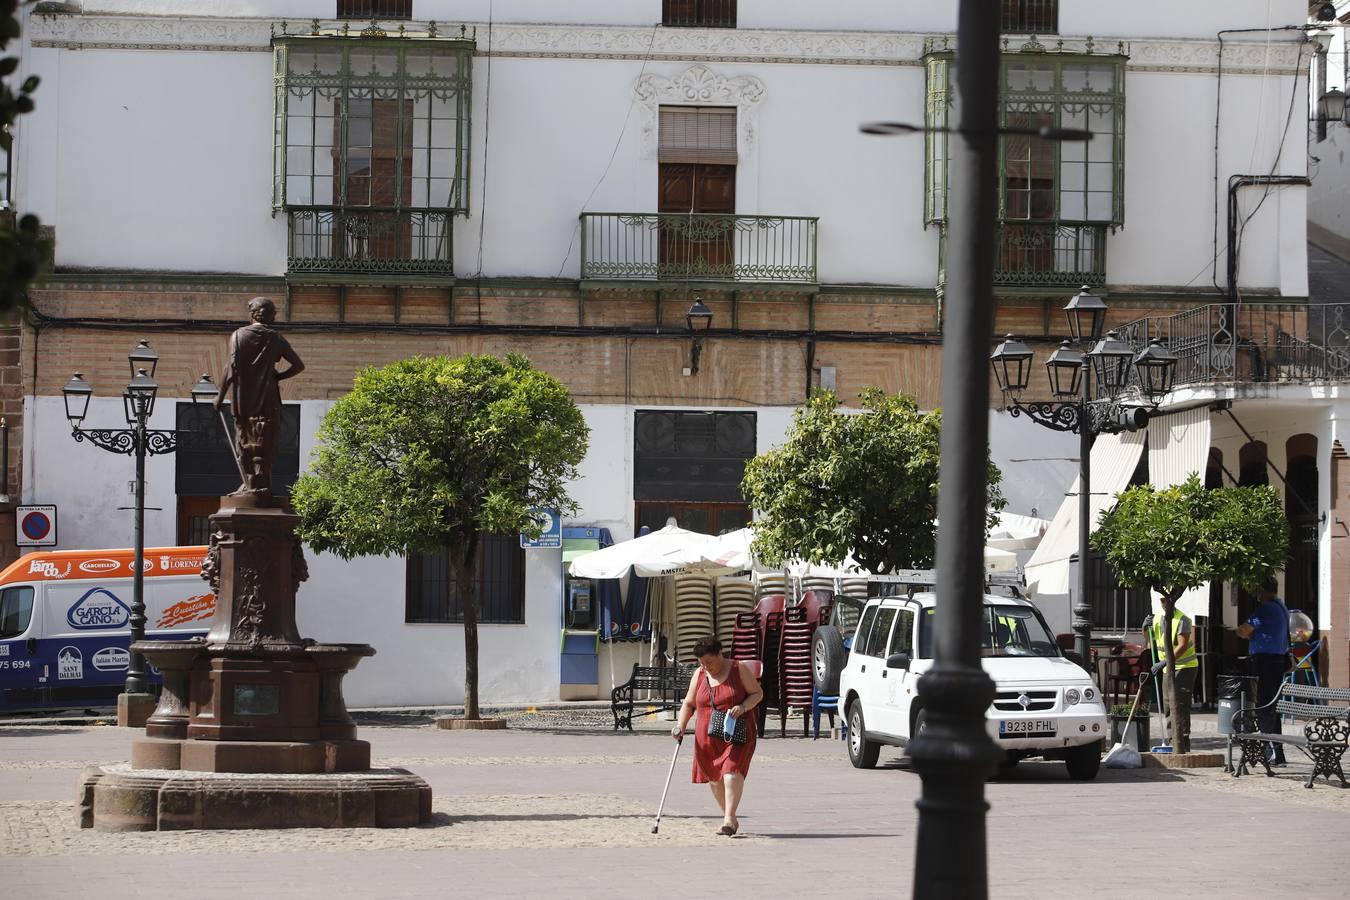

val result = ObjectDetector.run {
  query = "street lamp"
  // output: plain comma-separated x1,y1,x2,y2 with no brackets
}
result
686,294,713,375
61,344,217,726
991,296,1177,668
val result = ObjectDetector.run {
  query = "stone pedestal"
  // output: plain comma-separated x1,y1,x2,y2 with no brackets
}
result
87,494,430,830
116,692,156,728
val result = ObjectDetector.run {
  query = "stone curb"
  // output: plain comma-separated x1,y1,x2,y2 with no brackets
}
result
1141,751,1226,769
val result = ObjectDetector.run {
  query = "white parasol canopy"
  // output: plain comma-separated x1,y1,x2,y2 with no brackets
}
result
986,512,1050,551
567,524,724,579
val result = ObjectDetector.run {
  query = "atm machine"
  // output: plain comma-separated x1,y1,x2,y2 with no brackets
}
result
559,526,613,700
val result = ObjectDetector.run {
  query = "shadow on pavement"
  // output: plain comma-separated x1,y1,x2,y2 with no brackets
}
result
0,726,89,737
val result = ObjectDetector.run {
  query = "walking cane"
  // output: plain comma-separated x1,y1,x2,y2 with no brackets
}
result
651,736,682,834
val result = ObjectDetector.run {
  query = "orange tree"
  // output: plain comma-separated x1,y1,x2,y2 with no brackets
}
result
292,353,588,719
1092,474,1287,751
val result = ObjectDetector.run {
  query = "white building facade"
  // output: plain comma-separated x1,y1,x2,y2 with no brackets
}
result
9,1,1322,705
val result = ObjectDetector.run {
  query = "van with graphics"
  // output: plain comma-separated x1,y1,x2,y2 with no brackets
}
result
0,546,212,712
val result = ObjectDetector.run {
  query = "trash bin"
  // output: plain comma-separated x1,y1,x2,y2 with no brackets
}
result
1217,675,1256,735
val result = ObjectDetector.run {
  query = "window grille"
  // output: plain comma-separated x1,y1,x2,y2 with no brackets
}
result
658,107,738,165
273,36,473,275
337,1,413,19
406,534,525,624
1001,0,1057,34
663,0,737,28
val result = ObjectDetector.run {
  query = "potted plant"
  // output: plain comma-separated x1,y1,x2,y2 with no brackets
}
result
1108,701,1149,749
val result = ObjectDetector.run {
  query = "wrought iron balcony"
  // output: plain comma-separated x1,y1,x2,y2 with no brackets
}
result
1118,302,1350,389
662,0,737,28
580,213,818,284
286,206,453,277
992,222,1106,288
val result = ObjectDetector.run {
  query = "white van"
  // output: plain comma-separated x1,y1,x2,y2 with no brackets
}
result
0,547,212,712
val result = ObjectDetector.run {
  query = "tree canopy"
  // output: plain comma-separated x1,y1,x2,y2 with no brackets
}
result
292,353,589,718
1091,473,1288,750
1,1,45,313
740,388,1004,574
1091,474,1288,601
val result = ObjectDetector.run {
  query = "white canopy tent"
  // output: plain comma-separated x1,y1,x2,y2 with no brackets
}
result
987,511,1050,551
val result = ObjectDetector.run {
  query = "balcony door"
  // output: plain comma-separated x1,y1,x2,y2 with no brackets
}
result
332,98,414,262
657,106,736,279
1001,109,1055,276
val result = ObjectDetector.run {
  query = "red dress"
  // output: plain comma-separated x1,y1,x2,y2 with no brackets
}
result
692,661,758,783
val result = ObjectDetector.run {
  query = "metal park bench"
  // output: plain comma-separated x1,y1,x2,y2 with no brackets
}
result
1230,683,1350,788
610,663,696,731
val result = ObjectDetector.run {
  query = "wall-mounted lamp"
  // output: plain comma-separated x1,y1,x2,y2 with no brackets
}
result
1316,2,1338,22
1318,87,1349,124
685,295,713,376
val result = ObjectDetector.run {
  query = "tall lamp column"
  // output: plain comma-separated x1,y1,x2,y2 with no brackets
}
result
991,294,1176,666
63,347,218,725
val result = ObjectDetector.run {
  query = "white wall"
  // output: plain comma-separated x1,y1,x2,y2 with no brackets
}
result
16,4,1310,295
1311,124,1350,240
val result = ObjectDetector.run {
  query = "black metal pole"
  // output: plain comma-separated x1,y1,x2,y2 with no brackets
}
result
1073,379,1093,666
1,417,9,497
909,2,1000,897
126,416,148,695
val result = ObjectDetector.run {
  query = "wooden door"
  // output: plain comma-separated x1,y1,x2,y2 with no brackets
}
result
333,98,414,261
177,496,220,546
659,162,736,278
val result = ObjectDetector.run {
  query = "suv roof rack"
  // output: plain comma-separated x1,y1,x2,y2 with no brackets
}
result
864,569,1025,598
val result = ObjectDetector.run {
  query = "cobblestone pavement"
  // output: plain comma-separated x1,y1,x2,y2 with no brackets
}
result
0,722,1346,899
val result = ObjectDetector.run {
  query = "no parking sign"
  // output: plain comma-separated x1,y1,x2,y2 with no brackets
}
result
16,505,57,547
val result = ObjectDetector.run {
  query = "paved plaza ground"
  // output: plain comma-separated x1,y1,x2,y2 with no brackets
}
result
0,712,1346,899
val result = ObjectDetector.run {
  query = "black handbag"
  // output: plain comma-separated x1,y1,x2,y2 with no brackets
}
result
705,668,749,745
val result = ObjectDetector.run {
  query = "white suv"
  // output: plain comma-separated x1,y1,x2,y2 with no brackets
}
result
836,591,1107,780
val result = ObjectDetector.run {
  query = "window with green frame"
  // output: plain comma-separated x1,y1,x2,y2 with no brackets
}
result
924,51,1126,227
272,36,473,275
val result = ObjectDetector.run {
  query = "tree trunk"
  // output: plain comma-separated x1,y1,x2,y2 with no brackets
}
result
1159,593,1185,753
451,538,481,721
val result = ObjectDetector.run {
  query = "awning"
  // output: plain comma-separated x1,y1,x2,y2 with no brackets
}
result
1148,407,1213,618
1025,430,1146,596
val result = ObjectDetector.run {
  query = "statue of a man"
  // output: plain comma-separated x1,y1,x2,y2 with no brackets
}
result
215,297,305,494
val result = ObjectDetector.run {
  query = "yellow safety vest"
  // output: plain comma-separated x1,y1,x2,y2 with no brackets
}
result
1152,608,1198,670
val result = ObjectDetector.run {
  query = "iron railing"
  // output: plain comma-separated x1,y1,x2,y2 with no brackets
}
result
1000,0,1058,34
662,0,737,28
336,1,413,19
1118,302,1350,388
580,213,818,284
991,222,1106,287
287,206,453,276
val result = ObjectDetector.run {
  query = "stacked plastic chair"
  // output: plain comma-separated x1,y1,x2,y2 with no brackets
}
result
752,592,786,733
672,575,715,664
727,611,762,662
714,576,756,645
800,575,835,602
777,605,821,737
755,572,787,601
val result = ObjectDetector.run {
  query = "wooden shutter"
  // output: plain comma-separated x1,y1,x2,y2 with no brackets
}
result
659,106,737,165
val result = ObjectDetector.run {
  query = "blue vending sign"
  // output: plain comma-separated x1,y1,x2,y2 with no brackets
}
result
520,508,562,549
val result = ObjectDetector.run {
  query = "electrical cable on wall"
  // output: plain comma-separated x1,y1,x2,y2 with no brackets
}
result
555,23,660,279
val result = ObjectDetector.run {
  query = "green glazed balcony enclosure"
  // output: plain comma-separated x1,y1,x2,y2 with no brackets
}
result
926,37,1125,289
580,213,819,284
272,31,474,278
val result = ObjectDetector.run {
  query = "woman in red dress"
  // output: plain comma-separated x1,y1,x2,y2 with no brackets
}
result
672,636,764,836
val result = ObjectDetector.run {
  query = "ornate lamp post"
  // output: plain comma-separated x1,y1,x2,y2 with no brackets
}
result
62,345,217,725
686,294,713,375
991,293,1177,666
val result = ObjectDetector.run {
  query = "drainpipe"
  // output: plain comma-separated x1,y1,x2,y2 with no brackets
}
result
1226,174,1311,304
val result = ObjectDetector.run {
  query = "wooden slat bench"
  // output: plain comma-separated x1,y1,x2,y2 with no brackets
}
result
1230,683,1350,788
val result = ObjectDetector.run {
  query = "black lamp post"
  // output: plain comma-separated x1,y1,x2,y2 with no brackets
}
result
686,294,713,375
992,299,1177,667
62,345,216,721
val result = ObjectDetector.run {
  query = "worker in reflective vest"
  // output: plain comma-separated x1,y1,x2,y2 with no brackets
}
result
1150,603,1198,752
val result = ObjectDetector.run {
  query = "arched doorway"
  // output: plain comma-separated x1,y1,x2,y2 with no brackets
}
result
1285,435,1320,659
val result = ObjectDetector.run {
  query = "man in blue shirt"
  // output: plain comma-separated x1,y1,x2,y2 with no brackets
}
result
1237,577,1290,765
